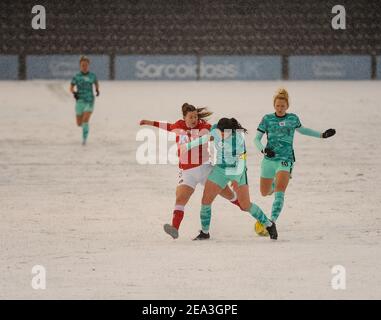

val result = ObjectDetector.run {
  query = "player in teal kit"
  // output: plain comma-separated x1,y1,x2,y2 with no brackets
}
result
253,88,336,235
184,118,278,240
69,56,100,145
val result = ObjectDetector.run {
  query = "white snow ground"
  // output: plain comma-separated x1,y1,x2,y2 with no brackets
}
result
0,80,380,299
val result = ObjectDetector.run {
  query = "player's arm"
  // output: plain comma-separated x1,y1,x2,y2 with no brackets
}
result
69,81,79,100
94,80,100,97
255,116,275,157
296,126,336,138
254,130,265,152
139,120,173,131
184,134,211,152
254,130,275,158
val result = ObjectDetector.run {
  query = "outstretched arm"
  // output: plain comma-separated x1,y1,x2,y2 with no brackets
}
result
185,134,211,151
296,126,322,138
139,120,173,131
296,126,336,139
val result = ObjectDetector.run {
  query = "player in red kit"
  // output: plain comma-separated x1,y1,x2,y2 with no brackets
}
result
140,103,241,239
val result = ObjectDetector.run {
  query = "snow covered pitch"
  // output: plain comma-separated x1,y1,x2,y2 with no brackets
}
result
0,80,380,299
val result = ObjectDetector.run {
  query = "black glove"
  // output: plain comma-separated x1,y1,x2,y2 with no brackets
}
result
322,128,336,138
96,89,100,97
73,91,79,100
262,147,275,158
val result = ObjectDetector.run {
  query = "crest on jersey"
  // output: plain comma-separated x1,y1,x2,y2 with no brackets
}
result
279,121,286,126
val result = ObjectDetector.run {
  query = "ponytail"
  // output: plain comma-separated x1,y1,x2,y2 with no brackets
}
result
230,118,248,133
217,118,248,133
195,107,213,119
182,103,213,120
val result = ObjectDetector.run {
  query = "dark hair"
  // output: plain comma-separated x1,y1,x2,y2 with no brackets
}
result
182,103,213,119
217,118,248,133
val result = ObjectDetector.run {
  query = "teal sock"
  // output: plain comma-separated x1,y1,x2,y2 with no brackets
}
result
271,191,285,222
200,204,212,233
248,203,271,227
82,122,89,141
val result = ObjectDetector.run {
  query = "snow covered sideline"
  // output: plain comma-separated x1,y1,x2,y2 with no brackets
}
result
0,80,380,299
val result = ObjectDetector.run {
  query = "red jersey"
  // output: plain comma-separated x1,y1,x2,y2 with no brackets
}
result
153,119,211,170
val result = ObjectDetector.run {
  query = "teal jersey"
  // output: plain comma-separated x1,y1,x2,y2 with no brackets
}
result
71,72,97,103
257,113,302,162
210,124,246,168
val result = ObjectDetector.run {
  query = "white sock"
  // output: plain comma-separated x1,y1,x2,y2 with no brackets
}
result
230,191,237,202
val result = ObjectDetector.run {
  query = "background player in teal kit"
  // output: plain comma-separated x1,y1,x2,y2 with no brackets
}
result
254,88,336,235
184,118,278,240
69,56,100,145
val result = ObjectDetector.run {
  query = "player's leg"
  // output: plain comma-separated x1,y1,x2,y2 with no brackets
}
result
75,100,84,127
260,158,276,196
218,184,234,200
81,111,92,144
236,184,265,223
257,160,274,235
271,164,291,222
172,184,194,229
199,164,241,208
260,178,274,196
193,166,227,240
235,170,278,239
201,179,222,205
236,184,277,239
164,169,196,239
193,179,222,240
216,181,243,209
76,115,83,127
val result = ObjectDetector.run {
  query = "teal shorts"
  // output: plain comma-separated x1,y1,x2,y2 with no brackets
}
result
75,100,94,116
207,163,248,189
260,158,294,179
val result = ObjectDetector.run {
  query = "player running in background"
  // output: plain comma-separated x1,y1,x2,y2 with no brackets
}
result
183,118,278,240
140,103,241,239
69,56,100,145
253,88,336,236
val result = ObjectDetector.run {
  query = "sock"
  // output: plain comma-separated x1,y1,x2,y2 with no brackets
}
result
248,203,271,227
172,205,185,230
230,191,237,202
271,191,285,222
82,122,89,141
200,204,212,233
